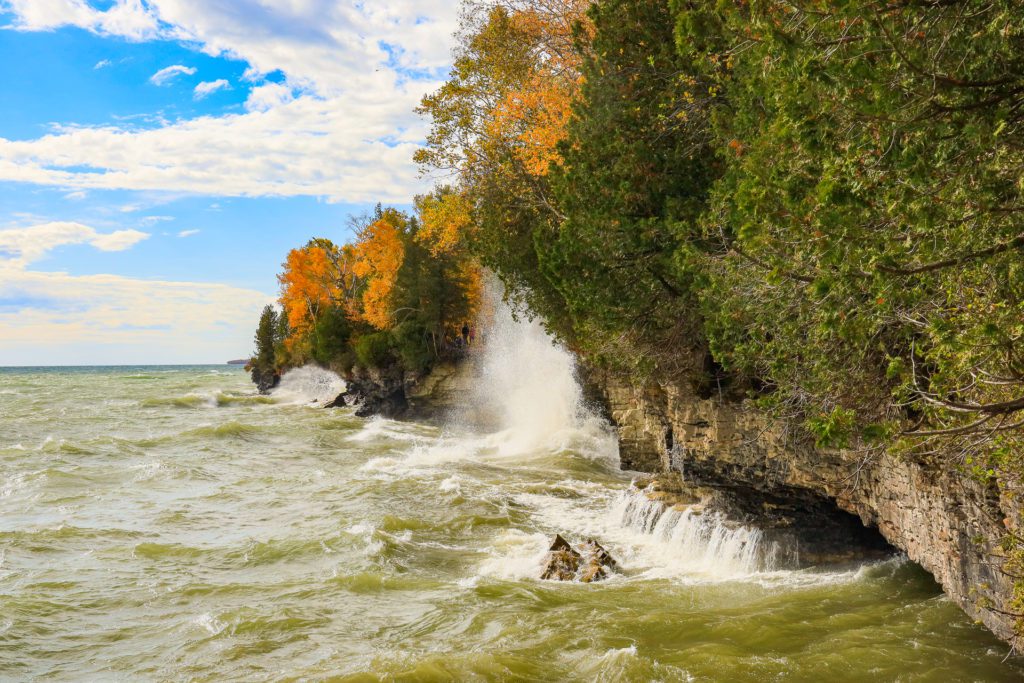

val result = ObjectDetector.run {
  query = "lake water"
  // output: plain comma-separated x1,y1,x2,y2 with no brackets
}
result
2,311,1021,681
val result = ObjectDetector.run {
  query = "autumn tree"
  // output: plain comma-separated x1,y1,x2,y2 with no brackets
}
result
351,207,407,330
415,0,591,330
278,241,342,346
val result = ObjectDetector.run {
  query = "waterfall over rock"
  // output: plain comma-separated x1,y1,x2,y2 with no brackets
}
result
614,488,785,576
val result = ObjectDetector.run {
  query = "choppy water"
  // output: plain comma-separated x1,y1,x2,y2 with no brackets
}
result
1,356,1022,679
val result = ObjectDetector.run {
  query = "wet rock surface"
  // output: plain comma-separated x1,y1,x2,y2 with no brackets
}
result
541,534,617,583
327,367,410,418
324,359,481,421
540,535,581,581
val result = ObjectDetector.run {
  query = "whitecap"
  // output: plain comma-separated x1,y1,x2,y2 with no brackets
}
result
476,529,550,580
193,612,226,636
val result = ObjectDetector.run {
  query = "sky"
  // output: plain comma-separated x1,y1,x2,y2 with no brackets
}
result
0,0,459,365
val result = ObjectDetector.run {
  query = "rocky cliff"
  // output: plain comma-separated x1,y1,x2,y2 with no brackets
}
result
590,370,1020,644
327,356,480,421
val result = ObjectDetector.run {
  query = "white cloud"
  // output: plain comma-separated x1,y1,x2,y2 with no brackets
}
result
150,64,196,85
0,89,432,202
177,229,199,237
0,221,148,268
244,82,294,112
0,0,459,203
193,79,230,99
94,59,112,70
0,221,265,363
63,190,87,200
1,0,162,41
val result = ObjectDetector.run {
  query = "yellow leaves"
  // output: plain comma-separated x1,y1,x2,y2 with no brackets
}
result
418,0,592,183
458,259,484,323
352,214,406,330
417,191,474,255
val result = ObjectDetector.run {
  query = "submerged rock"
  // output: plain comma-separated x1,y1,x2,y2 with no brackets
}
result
540,534,617,583
540,534,581,581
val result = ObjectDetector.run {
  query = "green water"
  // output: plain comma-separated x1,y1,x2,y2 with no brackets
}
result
0,365,1020,681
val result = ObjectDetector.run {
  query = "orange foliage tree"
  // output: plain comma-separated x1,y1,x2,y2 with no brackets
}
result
278,242,340,347
351,210,407,330
415,0,592,322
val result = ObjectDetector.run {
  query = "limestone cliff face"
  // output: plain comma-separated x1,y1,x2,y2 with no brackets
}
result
592,371,1019,644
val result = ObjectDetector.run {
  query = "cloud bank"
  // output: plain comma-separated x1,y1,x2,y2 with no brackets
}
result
0,221,149,268
0,221,270,364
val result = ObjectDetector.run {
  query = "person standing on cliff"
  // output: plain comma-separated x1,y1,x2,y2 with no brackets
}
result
461,322,470,347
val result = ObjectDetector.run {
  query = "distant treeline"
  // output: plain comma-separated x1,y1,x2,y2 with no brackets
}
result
249,202,480,387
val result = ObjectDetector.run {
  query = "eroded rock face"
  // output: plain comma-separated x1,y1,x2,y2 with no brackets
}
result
589,369,1021,643
251,367,279,395
329,358,483,422
329,367,409,418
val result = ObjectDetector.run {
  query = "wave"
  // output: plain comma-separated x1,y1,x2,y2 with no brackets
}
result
272,365,346,404
184,422,266,440
133,541,206,560
141,395,212,409
140,392,275,409
214,393,275,407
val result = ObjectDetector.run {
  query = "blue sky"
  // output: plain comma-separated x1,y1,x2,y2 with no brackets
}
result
0,0,456,365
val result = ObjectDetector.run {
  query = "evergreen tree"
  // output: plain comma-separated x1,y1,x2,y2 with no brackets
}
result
252,304,280,393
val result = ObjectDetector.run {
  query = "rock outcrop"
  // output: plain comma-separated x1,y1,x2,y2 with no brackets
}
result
540,534,617,583
250,366,279,395
632,473,894,568
590,370,1021,643
327,366,409,418
327,356,483,422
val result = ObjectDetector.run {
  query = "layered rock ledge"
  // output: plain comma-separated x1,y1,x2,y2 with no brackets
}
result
589,370,1020,644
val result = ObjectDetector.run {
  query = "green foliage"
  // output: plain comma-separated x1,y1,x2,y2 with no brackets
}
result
353,331,395,369
542,0,718,364
310,306,353,367
390,321,434,372
806,408,856,449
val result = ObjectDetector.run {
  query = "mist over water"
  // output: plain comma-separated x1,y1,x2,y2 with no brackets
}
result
1,340,1022,679
468,289,612,457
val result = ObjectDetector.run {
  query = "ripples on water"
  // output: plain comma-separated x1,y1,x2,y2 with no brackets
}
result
0,364,1021,681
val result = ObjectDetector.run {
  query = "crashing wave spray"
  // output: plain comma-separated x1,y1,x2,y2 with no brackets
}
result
272,365,346,404
468,280,616,458
613,489,785,576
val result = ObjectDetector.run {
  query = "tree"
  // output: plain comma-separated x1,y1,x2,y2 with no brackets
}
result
251,304,280,392
415,0,591,332
351,209,407,330
540,0,718,368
